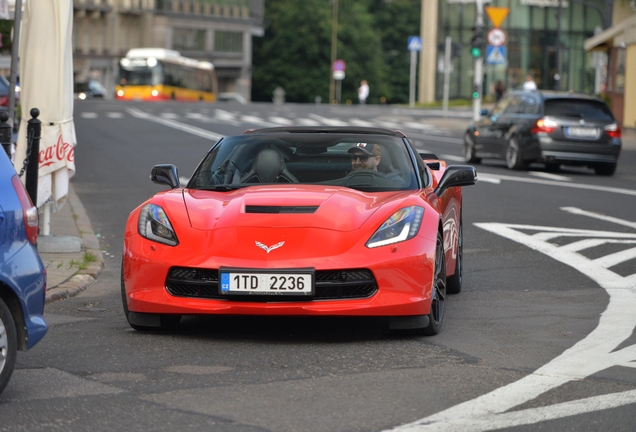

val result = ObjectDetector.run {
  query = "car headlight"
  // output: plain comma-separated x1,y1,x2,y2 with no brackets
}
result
138,204,179,246
366,206,424,248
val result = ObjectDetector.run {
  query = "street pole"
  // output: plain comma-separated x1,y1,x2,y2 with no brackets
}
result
555,0,563,90
443,36,451,118
409,49,417,108
329,0,338,104
473,0,484,122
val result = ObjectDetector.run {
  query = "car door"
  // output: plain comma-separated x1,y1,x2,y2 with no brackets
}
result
492,94,523,157
474,94,511,157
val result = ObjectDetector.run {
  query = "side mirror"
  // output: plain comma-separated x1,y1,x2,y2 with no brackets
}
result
150,164,180,189
434,165,477,196
479,109,489,116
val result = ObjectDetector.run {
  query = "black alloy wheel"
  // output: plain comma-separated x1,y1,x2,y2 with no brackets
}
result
446,213,463,295
505,137,526,170
463,132,481,164
418,231,447,336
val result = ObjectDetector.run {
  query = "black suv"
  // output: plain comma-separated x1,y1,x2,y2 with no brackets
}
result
464,91,622,176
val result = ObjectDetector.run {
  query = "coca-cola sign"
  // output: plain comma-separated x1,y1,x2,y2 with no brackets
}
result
40,134,74,168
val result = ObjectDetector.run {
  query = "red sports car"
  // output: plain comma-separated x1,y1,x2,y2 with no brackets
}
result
122,127,476,335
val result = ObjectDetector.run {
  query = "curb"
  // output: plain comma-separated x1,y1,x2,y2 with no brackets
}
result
45,185,104,304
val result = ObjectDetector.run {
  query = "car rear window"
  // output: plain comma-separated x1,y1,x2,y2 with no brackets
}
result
544,99,614,121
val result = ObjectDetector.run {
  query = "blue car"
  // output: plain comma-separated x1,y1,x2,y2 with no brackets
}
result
0,151,47,394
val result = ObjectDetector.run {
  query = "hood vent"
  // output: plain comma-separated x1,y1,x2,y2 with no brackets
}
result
245,205,319,214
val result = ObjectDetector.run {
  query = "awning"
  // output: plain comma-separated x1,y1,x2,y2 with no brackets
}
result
584,14,636,51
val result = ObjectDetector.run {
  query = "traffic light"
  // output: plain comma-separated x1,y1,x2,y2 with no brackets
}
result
471,25,485,58
472,84,480,99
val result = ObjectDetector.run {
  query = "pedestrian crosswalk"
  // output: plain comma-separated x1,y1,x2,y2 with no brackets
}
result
78,108,460,138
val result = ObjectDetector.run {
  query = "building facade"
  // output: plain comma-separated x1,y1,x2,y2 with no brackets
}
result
72,0,264,100
419,0,612,103
585,1,636,128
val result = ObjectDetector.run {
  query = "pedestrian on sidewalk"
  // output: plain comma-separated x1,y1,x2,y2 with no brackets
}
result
495,80,505,101
523,74,537,91
358,80,369,104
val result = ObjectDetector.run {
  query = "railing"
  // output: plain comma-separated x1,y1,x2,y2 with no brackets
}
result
155,0,263,21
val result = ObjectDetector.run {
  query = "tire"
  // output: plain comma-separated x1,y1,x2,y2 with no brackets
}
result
505,137,526,170
416,231,447,336
0,297,17,395
446,213,463,295
545,162,561,173
120,261,181,332
463,132,481,164
594,163,616,176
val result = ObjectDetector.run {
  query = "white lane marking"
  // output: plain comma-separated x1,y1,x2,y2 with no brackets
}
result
403,122,435,130
185,112,212,122
296,118,321,126
80,112,97,119
309,113,348,126
268,116,294,125
390,210,636,431
126,107,224,141
106,112,123,119
477,173,636,197
349,118,374,127
594,246,636,268
375,120,403,130
561,207,636,230
241,115,276,127
213,109,240,125
529,171,572,181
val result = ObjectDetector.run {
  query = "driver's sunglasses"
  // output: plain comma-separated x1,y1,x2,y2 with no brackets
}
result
351,154,369,162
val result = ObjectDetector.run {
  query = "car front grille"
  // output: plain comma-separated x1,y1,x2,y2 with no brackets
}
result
165,267,377,301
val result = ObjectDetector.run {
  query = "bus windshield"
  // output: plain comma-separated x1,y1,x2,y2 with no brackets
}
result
119,65,156,86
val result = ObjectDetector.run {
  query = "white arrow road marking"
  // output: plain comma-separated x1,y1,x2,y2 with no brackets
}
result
561,206,636,230
389,209,636,431
475,173,636,197
126,107,224,141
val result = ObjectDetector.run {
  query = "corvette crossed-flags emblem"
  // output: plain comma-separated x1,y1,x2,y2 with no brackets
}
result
255,241,285,253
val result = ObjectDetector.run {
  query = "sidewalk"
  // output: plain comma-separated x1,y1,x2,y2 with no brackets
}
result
37,185,104,304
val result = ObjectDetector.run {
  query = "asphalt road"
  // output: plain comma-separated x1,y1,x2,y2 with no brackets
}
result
2,100,635,432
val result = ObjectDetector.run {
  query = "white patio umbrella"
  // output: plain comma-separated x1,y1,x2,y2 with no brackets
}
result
13,0,76,233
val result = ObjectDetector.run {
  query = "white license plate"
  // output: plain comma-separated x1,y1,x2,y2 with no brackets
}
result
219,269,314,295
565,127,600,138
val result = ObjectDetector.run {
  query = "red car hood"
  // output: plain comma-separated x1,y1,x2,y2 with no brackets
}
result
183,185,411,232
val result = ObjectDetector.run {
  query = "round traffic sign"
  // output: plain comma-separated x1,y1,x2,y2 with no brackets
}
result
487,28,506,47
332,60,346,72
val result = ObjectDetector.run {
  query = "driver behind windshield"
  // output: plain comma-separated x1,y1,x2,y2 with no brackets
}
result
348,143,381,171
348,142,402,183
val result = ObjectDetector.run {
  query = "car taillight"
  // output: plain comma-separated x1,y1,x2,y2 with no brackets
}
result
11,174,39,245
0,95,8,106
604,123,621,139
531,118,558,134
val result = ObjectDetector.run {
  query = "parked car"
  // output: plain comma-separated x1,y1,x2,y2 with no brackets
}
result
74,80,106,100
464,90,622,175
0,151,48,394
122,127,476,336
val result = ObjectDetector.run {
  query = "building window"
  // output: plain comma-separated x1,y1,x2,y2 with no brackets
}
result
173,28,206,51
215,31,243,53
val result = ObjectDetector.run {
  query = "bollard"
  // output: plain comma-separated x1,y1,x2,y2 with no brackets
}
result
0,111,11,158
273,87,285,105
25,108,41,207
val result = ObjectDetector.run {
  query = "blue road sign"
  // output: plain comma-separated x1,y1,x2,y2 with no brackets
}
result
486,45,506,64
408,36,422,52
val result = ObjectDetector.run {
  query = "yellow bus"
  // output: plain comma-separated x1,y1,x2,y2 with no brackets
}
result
115,48,218,102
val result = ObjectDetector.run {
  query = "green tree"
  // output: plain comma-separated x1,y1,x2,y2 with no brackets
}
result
252,0,390,104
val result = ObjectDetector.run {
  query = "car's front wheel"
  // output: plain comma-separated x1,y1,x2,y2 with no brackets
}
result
463,132,481,164
0,297,17,394
505,137,527,170
417,231,447,336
